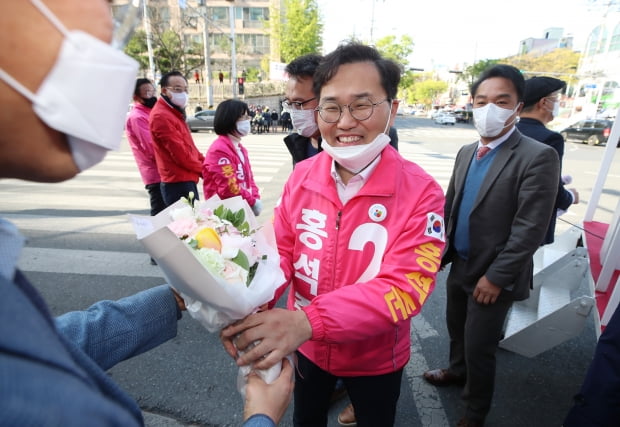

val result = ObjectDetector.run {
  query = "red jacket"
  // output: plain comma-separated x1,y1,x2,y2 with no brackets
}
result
149,98,204,183
273,147,446,376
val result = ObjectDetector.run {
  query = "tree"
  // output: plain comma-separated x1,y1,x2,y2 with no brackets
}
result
270,0,323,64
375,35,414,70
458,59,500,88
123,6,204,79
503,48,581,87
412,80,448,108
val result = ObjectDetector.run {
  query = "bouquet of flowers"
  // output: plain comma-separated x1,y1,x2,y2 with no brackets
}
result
129,194,286,391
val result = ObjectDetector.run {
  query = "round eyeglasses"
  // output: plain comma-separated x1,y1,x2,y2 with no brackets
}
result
315,98,389,123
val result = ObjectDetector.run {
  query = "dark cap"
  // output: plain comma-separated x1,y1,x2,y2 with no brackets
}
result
523,76,566,107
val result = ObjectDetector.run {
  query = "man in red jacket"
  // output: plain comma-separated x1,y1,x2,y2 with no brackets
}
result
149,70,204,206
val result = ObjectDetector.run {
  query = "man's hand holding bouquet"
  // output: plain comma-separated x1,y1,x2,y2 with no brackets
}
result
130,193,287,394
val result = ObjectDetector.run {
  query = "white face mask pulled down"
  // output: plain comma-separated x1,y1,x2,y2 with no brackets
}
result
0,0,139,171
290,109,319,138
321,106,393,174
472,103,519,138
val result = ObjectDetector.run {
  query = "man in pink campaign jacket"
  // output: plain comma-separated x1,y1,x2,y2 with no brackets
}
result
222,43,446,426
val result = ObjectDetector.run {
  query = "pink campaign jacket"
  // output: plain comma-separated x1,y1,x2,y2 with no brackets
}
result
202,134,260,207
273,146,446,376
125,103,161,185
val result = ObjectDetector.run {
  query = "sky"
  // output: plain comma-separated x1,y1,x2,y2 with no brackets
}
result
316,0,606,70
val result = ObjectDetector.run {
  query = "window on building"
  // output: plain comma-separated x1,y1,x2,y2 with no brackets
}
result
211,7,228,23
610,24,620,51
586,26,601,56
598,27,609,54
235,33,270,55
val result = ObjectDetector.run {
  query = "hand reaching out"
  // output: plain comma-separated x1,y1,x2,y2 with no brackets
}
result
243,358,295,424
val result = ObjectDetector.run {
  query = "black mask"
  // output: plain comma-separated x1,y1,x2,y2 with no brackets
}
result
141,96,157,109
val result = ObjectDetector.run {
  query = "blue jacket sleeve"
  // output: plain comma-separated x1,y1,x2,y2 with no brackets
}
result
54,285,179,371
242,414,276,427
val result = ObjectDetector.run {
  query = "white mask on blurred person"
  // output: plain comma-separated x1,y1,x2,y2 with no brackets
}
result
544,99,560,118
290,109,319,138
0,0,138,171
472,103,518,137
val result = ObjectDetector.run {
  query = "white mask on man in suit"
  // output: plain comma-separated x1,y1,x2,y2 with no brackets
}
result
473,103,519,137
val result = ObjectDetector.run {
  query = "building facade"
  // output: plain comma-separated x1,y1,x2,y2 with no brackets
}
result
112,0,279,83
574,12,620,117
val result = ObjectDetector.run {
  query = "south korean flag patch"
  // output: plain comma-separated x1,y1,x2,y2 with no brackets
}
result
425,212,445,242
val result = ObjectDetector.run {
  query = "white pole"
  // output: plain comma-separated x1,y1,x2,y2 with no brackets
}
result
201,4,214,106
229,3,237,98
143,0,156,82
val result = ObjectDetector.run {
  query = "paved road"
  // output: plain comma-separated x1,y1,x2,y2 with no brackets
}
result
3,116,615,426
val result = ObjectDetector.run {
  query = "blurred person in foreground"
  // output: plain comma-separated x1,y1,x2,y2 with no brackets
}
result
202,99,263,216
222,43,446,427
149,70,204,206
423,65,559,427
516,76,579,245
0,1,292,425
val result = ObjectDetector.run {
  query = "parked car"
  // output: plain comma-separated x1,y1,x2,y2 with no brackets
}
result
454,110,471,123
434,113,456,125
187,109,215,132
560,119,618,146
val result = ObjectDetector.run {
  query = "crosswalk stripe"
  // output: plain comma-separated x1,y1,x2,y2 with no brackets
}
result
19,247,164,278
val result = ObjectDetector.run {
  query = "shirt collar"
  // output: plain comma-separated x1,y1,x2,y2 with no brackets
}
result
478,126,516,150
329,154,381,188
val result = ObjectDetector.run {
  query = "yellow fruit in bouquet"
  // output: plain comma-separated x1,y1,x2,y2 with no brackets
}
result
195,227,222,251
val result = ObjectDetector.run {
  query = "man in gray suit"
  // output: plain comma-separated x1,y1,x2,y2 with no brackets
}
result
423,65,560,427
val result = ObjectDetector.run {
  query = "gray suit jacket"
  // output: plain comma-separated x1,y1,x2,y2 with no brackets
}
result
443,129,560,301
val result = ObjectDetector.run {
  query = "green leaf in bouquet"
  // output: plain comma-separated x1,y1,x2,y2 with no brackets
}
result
246,255,267,286
231,249,250,272
213,204,252,236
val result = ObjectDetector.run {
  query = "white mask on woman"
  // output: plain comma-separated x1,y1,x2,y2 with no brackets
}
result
473,103,519,138
236,119,251,137
0,0,138,171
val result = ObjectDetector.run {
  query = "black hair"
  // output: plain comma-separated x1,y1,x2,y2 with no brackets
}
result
470,64,525,102
285,54,323,78
214,99,250,136
313,43,402,100
133,78,153,97
159,70,186,88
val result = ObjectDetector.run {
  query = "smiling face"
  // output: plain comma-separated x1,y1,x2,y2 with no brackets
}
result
317,61,398,148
